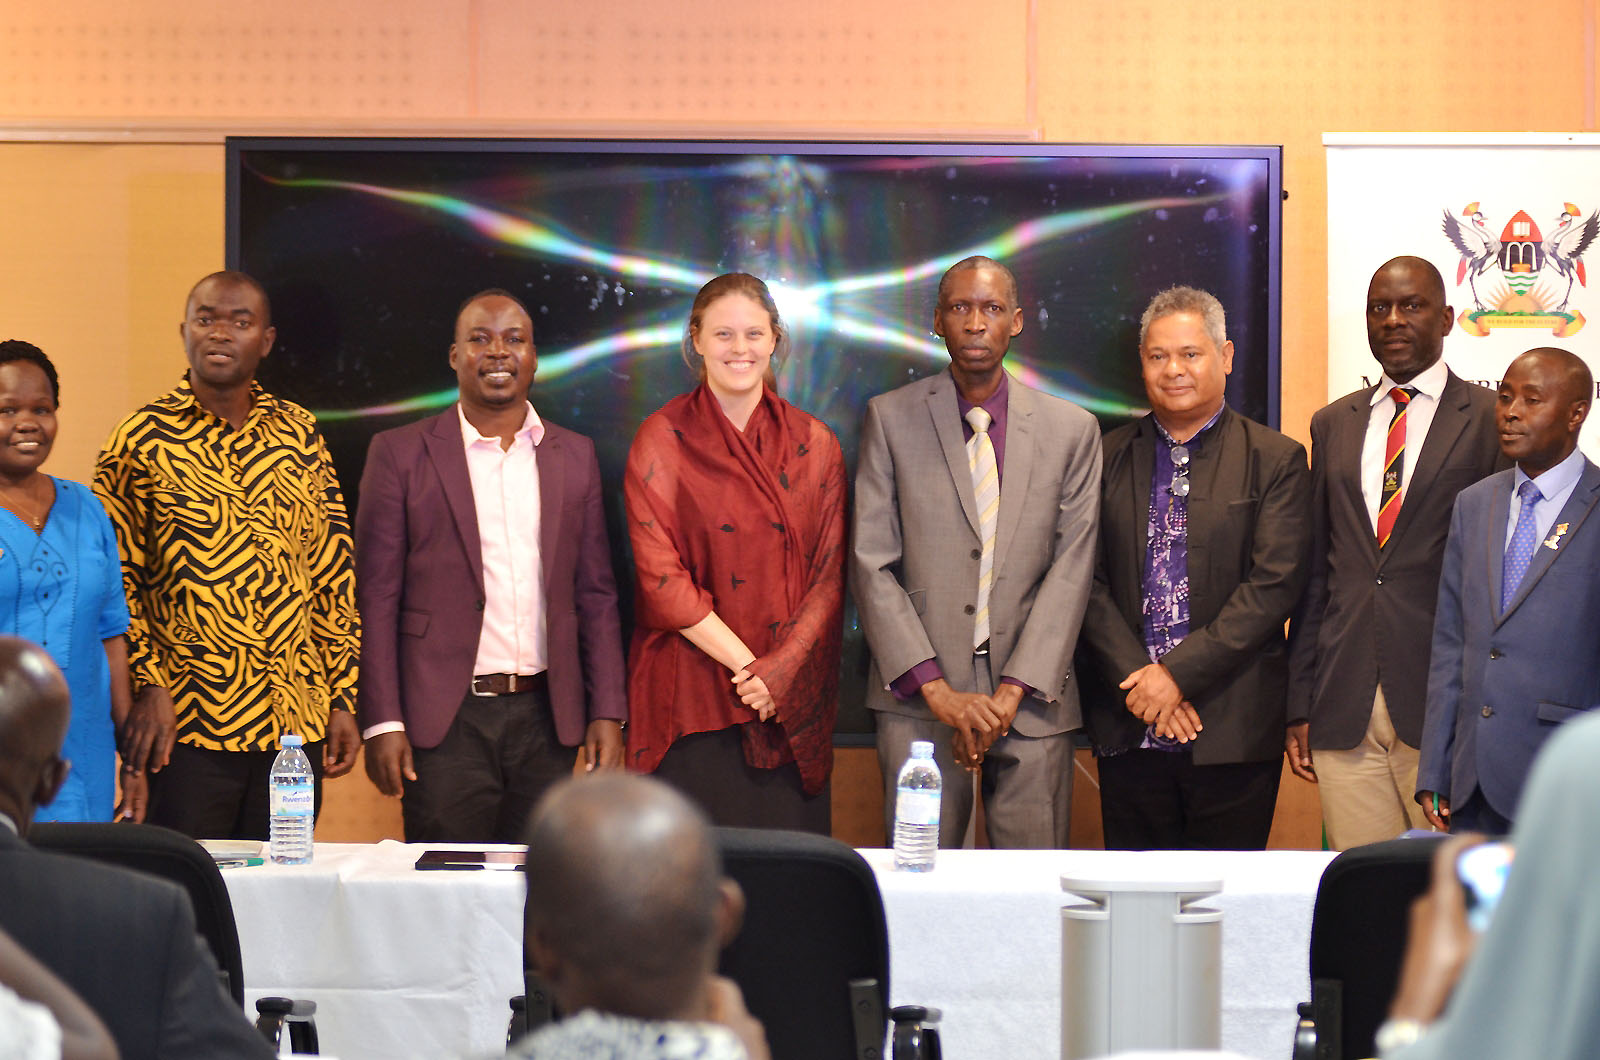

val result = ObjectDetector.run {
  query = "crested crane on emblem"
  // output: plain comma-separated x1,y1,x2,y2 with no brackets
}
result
1441,201,1591,338
1442,202,1500,312
1542,203,1599,312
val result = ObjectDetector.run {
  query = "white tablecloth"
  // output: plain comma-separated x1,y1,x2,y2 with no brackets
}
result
223,843,1334,1060
225,842,525,1059
862,849,1335,1060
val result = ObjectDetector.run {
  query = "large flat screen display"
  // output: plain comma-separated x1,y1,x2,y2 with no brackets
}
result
228,138,1283,736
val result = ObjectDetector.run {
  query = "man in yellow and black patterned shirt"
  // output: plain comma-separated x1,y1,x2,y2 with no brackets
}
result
93,271,360,840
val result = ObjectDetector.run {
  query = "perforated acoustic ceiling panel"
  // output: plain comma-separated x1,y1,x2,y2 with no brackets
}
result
0,0,468,117
473,0,1030,126
1038,0,1590,143
0,0,1031,129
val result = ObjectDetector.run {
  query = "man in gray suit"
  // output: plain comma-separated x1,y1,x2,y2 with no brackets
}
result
851,256,1101,848
1288,256,1500,849
1418,347,1600,833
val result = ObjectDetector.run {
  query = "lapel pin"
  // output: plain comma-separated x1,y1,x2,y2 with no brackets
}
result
1543,522,1569,550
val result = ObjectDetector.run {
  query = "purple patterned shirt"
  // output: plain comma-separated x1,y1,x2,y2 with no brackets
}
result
1134,407,1223,751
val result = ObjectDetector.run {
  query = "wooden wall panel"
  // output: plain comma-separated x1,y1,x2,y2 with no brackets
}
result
0,143,222,481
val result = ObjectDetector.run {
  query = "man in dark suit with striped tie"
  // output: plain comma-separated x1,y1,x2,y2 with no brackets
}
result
1287,256,1501,849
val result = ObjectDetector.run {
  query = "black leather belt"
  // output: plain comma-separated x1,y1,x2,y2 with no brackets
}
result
973,640,992,657
471,673,547,697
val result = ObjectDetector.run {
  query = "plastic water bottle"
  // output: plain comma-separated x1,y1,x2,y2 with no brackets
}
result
269,734,314,865
893,740,941,872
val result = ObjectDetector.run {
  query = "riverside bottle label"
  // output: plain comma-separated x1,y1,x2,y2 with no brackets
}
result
897,789,940,826
272,783,314,817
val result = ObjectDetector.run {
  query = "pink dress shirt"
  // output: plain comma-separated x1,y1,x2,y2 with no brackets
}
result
462,402,547,678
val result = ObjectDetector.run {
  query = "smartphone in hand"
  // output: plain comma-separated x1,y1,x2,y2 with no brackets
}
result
1456,840,1514,933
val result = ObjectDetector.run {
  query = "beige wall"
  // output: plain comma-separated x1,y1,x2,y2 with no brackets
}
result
3,0,1596,844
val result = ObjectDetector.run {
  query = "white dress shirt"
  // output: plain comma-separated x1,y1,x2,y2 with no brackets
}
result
0,984,60,1060
1360,356,1450,531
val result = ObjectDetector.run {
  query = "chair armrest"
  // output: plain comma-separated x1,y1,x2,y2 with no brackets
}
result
890,1004,943,1060
255,996,320,1055
1293,1001,1318,1060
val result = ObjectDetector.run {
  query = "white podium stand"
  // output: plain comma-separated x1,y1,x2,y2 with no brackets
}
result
1060,871,1223,1060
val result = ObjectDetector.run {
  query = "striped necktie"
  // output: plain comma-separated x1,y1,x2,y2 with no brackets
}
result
965,406,999,649
1376,386,1417,548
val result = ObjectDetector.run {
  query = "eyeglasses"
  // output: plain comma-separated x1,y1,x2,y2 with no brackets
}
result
1169,445,1191,498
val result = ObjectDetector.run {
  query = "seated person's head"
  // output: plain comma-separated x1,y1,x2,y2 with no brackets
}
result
0,636,72,832
522,774,743,1022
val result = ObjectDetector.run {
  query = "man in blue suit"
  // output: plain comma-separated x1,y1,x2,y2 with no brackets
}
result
1418,347,1600,833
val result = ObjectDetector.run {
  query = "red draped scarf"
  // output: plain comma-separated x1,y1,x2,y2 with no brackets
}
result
624,384,846,794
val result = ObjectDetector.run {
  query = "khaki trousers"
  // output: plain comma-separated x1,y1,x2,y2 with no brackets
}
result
1314,684,1434,850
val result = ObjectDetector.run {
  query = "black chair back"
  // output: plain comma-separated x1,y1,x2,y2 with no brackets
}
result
715,827,892,1060
30,822,246,1008
1302,836,1444,1060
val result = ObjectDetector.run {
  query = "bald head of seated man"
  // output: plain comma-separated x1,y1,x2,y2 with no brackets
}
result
0,638,80,833
515,774,769,1060
0,635,272,1060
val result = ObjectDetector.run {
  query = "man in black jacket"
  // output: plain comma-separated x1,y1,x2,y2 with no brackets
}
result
0,635,271,1060
1287,257,1501,849
1082,286,1311,849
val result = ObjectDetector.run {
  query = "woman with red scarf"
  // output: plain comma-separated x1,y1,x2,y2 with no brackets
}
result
624,273,846,832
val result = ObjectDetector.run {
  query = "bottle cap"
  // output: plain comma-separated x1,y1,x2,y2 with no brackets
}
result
281,734,303,748
910,740,935,758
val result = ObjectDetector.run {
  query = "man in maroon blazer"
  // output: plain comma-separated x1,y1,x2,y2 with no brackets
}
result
356,289,627,842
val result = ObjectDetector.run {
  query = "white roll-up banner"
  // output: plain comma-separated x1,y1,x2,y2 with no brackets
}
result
1325,133,1600,459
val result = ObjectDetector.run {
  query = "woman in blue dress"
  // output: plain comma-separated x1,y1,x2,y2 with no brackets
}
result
0,340,138,821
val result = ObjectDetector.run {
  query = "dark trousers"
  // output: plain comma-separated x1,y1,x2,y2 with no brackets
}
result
146,740,329,841
1449,788,1513,837
402,683,572,844
1097,749,1280,850
653,726,831,835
